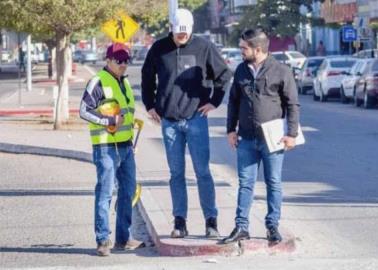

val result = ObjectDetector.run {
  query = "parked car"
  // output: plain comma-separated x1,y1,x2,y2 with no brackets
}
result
339,58,373,103
297,56,325,95
73,50,97,64
221,48,243,72
313,56,356,102
271,51,306,69
354,49,378,59
354,58,378,108
0,50,11,62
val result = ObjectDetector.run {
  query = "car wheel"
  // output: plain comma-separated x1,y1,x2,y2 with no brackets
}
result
363,89,375,109
319,84,327,102
354,89,362,107
340,86,349,104
302,87,307,95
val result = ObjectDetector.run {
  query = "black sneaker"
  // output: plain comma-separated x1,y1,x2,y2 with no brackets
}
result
267,227,282,245
205,217,220,238
170,216,188,238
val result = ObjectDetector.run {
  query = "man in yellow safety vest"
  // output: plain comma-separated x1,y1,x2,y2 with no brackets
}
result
80,43,136,256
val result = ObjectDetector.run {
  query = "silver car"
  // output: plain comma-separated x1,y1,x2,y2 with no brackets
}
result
340,58,373,103
297,57,325,95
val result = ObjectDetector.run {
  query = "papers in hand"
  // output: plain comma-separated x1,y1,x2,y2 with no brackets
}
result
260,118,305,153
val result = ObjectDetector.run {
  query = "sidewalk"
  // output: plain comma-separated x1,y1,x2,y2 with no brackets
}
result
0,63,296,257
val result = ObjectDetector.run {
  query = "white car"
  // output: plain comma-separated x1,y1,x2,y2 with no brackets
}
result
340,59,373,103
221,48,243,72
297,57,325,95
271,51,306,69
313,56,356,102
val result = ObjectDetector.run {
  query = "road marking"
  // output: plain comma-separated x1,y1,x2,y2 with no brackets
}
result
302,126,318,132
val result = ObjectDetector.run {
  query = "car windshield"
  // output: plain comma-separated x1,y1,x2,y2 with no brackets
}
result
272,54,288,61
307,59,324,68
288,52,305,59
330,60,356,68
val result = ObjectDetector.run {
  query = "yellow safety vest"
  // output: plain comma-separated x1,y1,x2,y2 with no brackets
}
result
89,70,135,145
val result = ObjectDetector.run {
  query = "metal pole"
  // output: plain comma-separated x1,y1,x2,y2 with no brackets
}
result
17,33,22,106
26,34,32,92
168,0,178,24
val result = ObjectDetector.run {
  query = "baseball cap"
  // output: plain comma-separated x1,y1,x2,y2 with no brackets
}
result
106,43,130,61
171,8,194,35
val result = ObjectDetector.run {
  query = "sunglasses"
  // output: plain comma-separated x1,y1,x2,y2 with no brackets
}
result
112,59,129,65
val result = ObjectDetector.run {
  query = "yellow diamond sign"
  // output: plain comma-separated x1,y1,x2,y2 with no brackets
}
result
101,11,139,43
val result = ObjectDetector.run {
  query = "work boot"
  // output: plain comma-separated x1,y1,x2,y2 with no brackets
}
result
266,227,282,245
96,239,112,256
170,216,188,238
205,217,220,238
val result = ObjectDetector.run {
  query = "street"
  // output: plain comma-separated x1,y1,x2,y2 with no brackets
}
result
1,63,377,269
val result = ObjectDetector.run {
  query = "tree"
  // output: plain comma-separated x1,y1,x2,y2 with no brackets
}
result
0,0,125,129
0,0,206,128
235,0,313,38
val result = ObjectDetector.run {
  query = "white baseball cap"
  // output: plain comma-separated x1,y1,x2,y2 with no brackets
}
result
171,8,194,35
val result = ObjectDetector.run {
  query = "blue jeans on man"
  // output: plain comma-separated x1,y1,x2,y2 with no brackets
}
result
93,144,136,245
236,137,284,230
161,112,218,237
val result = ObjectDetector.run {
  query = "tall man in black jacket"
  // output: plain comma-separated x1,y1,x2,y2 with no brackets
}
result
222,29,300,245
141,8,232,238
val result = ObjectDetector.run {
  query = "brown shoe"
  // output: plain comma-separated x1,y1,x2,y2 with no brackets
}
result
96,239,112,256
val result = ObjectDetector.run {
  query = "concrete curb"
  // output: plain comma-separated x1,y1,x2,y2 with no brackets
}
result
0,108,79,116
0,143,91,163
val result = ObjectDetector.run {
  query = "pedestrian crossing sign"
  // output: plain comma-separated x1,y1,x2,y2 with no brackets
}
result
101,11,139,43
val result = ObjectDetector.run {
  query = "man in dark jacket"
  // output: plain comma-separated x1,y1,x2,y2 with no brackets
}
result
141,8,232,239
222,28,300,245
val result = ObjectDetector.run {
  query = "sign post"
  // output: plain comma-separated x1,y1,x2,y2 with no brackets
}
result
168,0,178,24
342,25,357,55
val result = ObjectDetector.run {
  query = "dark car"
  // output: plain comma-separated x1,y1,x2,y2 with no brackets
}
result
354,59,378,108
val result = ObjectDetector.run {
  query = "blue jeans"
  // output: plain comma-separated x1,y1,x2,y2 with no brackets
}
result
162,112,218,220
93,143,136,245
236,138,284,231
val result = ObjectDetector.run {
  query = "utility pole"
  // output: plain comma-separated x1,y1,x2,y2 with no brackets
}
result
26,34,32,92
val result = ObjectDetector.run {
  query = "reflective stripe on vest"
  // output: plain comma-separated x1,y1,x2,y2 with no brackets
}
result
89,70,135,145
90,124,133,137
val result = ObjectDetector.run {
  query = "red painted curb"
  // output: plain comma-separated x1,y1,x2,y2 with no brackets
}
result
136,200,296,256
156,239,239,256
240,236,296,254
0,109,79,116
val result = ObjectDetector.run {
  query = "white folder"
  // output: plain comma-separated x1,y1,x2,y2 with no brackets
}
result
260,118,305,153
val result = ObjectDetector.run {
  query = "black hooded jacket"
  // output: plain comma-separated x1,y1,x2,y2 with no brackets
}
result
141,33,232,120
